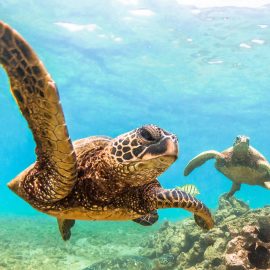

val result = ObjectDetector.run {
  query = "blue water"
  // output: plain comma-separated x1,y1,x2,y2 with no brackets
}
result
0,1,270,221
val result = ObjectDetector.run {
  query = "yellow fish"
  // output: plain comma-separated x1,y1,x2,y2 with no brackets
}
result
176,184,200,197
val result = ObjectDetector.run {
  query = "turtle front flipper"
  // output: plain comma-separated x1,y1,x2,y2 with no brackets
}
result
57,218,75,241
0,21,77,202
184,150,223,176
154,188,214,230
133,210,158,226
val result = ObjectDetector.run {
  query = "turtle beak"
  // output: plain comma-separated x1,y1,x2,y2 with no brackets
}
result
240,136,250,145
141,136,179,161
165,136,178,159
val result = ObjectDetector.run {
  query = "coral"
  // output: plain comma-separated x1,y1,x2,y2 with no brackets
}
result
225,225,270,269
153,253,176,269
141,194,270,270
82,255,153,270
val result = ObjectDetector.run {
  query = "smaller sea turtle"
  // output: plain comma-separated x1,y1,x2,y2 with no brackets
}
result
184,135,270,197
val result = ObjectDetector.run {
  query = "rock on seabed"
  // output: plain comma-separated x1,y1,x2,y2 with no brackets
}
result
141,194,270,270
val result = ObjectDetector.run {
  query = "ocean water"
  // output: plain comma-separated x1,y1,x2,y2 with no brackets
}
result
0,0,270,269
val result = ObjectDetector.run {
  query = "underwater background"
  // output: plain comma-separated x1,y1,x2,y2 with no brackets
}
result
1,0,270,269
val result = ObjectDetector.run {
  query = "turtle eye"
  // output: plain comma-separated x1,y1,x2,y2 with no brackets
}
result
140,128,155,142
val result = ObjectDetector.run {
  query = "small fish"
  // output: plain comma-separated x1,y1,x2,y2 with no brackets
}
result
175,184,200,197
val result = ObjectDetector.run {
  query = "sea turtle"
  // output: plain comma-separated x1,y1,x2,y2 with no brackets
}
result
0,21,214,240
184,135,270,197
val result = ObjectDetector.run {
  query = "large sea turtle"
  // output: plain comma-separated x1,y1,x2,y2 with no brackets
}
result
184,135,270,197
0,21,214,240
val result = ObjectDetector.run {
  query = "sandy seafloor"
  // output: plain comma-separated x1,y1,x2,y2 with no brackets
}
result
0,216,159,270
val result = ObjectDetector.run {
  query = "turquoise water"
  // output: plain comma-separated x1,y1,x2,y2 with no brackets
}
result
1,1,270,269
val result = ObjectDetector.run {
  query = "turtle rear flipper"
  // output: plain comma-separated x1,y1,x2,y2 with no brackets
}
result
133,210,158,226
0,21,77,202
226,182,241,198
57,218,75,241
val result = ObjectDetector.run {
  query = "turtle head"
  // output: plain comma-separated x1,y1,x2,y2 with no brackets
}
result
104,125,178,186
233,135,250,152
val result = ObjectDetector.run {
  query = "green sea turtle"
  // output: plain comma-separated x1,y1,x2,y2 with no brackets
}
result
184,135,270,197
0,21,214,241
